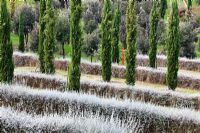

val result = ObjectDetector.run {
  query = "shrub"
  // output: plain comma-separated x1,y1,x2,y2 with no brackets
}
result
180,22,197,58
30,24,39,52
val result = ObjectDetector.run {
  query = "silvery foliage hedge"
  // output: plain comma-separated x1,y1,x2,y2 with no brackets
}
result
0,107,135,133
14,72,200,110
1,84,200,132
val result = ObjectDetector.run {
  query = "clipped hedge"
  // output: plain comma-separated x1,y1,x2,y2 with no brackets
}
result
137,55,200,72
13,52,200,90
1,85,200,133
0,107,132,133
14,72,200,110
14,52,200,72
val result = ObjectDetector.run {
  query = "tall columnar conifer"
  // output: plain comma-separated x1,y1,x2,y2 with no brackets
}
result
160,0,168,19
111,2,121,64
101,0,112,82
43,0,55,74
166,0,180,90
38,0,46,73
18,12,25,52
0,0,14,83
10,0,16,18
68,0,83,91
149,0,160,68
125,0,137,85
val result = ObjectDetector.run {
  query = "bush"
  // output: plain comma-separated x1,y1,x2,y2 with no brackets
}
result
30,24,39,52
180,22,197,58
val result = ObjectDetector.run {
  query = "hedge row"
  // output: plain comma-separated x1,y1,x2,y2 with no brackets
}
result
1,84,200,133
13,52,200,90
14,72,200,110
137,55,200,72
0,107,132,133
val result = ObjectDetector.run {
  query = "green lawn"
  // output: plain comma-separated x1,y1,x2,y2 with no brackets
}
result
11,33,19,46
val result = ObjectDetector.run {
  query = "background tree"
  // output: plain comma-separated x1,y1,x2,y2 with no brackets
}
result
149,0,160,68
55,9,70,58
43,0,56,74
38,0,46,73
83,29,100,62
166,0,180,90
0,0,14,83
125,0,137,85
13,4,35,48
101,0,112,82
68,0,83,91
18,12,25,52
160,0,167,19
111,2,121,64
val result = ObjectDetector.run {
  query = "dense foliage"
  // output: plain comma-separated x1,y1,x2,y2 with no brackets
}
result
166,0,180,90
111,2,121,64
0,0,14,83
38,0,46,73
68,0,83,91
125,0,137,85
43,0,56,74
149,0,159,68
18,12,25,52
101,0,112,82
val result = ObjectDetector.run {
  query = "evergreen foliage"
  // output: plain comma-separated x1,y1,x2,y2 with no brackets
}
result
0,0,14,83
18,12,25,52
111,2,121,64
149,0,160,68
160,0,167,19
68,0,83,91
38,0,46,73
101,0,112,82
43,0,56,74
166,0,180,90
125,0,137,85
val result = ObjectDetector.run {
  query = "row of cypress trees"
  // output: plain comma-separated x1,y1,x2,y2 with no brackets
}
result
0,0,14,83
148,0,180,90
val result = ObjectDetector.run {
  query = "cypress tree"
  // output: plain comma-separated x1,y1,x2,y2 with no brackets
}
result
101,0,112,82
160,0,168,19
149,0,160,68
68,0,83,91
0,0,14,83
111,2,121,64
38,0,46,73
18,12,25,52
187,0,192,10
125,0,137,85
43,0,55,74
166,0,180,90
10,0,16,18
